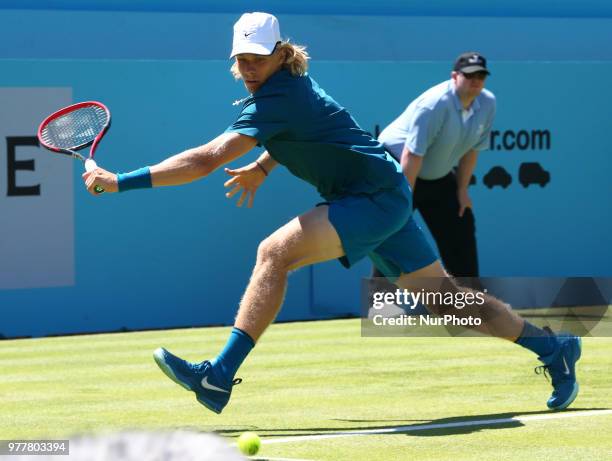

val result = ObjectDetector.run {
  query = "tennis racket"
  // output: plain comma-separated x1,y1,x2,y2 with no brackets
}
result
37,101,111,194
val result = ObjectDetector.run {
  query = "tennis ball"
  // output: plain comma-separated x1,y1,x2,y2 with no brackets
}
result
237,431,261,456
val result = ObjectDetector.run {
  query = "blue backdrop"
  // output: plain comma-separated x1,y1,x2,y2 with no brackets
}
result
0,2,610,337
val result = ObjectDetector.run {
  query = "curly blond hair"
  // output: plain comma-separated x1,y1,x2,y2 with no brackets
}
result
230,41,310,79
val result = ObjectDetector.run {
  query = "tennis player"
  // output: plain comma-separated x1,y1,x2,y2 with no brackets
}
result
83,12,581,414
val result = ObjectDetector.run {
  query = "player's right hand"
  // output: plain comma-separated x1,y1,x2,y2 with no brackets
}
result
224,162,267,208
82,167,119,195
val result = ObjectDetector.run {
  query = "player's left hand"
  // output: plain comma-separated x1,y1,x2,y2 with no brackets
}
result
82,167,119,195
457,188,473,217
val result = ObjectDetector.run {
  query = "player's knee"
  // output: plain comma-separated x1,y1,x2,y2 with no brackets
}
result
256,237,290,270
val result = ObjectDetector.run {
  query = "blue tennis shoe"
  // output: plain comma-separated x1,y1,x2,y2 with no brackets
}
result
153,347,241,414
535,328,582,411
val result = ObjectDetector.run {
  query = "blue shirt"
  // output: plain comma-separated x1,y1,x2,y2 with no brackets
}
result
226,70,404,201
378,80,496,180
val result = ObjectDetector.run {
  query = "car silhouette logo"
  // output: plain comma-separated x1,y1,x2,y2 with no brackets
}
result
519,162,550,188
483,166,512,189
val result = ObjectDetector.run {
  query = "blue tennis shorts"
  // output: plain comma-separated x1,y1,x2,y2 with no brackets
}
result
327,180,438,281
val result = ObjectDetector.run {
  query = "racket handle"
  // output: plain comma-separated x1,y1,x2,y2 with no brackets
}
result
85,159,105,194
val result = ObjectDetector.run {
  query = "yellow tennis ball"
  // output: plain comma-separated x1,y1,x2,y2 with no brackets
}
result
237,431,261,456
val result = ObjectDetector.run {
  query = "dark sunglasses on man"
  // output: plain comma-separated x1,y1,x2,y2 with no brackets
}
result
462,71,488,80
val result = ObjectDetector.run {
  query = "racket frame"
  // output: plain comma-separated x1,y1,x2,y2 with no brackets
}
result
37,101,111,161
37,101,111,194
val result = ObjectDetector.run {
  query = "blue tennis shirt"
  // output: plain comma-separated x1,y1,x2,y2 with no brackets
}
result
226,70,404,200
379,80,496,180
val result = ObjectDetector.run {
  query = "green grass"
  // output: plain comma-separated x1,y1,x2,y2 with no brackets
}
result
1,319,611,460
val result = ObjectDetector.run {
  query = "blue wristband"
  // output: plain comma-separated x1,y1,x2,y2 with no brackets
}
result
117,167,152,192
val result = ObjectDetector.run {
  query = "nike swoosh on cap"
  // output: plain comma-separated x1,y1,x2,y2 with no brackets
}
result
201,376,230,393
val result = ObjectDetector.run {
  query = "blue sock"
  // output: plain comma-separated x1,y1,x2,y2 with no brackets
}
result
211,327,255,383
515,321,557,360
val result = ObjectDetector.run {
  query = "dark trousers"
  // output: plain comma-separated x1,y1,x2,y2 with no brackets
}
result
372,172,479,278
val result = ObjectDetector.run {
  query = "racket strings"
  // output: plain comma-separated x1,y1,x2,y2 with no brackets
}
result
41,105,109,150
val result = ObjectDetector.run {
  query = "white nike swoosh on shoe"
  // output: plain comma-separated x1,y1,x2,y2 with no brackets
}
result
563,357,571,375
201,376,230,393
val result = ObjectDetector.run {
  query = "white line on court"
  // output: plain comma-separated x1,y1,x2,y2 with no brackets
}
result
262,409,612,445
250,457,316,461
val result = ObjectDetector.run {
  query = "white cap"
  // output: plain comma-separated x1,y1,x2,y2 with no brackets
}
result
230,12,281,58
